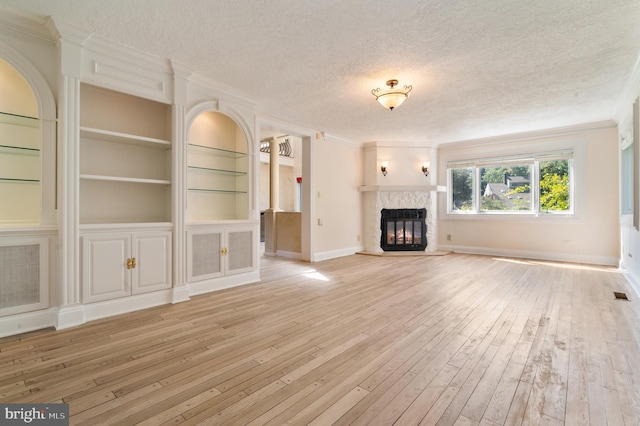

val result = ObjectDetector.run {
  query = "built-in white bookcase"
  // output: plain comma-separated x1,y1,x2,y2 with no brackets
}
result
78,83,173,304
79,83,172,224
187,111,248,221
0,111,40,225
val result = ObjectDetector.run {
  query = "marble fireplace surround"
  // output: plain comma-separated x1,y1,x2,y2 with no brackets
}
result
359,185,441,254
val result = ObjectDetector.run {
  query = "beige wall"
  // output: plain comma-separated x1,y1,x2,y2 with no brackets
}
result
438,124,620,265
314,135,363,255
0,59,37,116
276,212,301,253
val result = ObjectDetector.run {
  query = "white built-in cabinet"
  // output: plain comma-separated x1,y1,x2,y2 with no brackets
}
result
187,225,256,282
79,83,173,303
0,58,51,321
187,111,248,221
0,15,262,336
82,231,171,303
186,111,256,286
0,112,46,317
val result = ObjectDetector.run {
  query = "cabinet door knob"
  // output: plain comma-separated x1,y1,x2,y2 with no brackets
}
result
126,258,133,269
132,257,137,268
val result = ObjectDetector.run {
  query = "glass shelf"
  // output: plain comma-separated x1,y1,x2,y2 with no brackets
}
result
0,144,40,154
188,165,247,176
188,143,247,158
0,111,39,128
0,178,39,183
188,188,247,194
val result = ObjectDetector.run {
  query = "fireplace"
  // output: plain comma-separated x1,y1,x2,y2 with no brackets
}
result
380,208,427,251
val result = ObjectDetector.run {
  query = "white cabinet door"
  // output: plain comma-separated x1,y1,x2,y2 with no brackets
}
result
83,231,172,302
132,232,172,294
186,228,223,282
82,233,131,303
226,228,255,276
186,225,256,282
0,237,49,317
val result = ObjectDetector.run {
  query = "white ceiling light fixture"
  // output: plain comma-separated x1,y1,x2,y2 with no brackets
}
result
372,79,412,110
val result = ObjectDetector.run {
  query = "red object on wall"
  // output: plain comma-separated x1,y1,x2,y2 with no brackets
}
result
296,177,302,183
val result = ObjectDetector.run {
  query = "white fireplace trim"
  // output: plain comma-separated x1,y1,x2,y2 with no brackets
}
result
361,188,438,253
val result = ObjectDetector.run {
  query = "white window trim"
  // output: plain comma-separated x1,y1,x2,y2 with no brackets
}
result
446,150,575,218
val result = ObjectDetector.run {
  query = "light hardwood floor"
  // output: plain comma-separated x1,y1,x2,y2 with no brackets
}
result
1,253,639,425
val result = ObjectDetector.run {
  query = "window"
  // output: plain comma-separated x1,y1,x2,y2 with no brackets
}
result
480,164,531,212
448,151,573,215
451,167,473,211
621,130,633,216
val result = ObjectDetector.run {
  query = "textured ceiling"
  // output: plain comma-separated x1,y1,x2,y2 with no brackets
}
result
2,0,640,144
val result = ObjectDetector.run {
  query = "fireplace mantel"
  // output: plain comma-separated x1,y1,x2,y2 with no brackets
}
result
360,187,439,253
358,185,446,192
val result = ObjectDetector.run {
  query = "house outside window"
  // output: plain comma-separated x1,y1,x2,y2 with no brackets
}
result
448,151,573,215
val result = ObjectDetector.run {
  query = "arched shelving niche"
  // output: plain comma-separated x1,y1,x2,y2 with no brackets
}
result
0,47,56,322
0,58,41,225
187,110,249,221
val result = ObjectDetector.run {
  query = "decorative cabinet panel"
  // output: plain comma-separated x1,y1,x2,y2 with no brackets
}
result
187,225,256,282
82,233,131,303
0,237,48,317
132,232,172,295
82,231,171,303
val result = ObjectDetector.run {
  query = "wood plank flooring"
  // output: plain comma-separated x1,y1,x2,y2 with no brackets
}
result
1,253,639,425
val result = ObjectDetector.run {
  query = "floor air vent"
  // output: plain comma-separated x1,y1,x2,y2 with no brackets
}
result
614,292,630,300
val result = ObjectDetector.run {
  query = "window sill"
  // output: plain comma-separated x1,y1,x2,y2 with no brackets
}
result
443,211,577,223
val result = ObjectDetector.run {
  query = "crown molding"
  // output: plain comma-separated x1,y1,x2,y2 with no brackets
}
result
615,51,640,127
363,140,438,149
82,31,172,75
321,132,362,147
48,19,90,47
440,120,617,151
0,7,56,47
188,73,258,110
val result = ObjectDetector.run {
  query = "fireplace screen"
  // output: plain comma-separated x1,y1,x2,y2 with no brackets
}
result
380,208,427,251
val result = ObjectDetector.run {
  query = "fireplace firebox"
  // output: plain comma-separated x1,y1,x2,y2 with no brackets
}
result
380,208,427,251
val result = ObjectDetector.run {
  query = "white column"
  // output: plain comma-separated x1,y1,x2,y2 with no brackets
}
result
54,22,90,329
170,61,191,303
264,137,282,256
269,137,281,210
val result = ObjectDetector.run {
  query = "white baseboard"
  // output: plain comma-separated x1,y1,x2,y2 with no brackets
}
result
171,285,191,304
0,308,58,338
438,244,619,266
621,261,640,300
82,290,174,323
276,250,302,260
188,270,261,296
313,246,363,262
1,270,261,338
56,304,85,330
